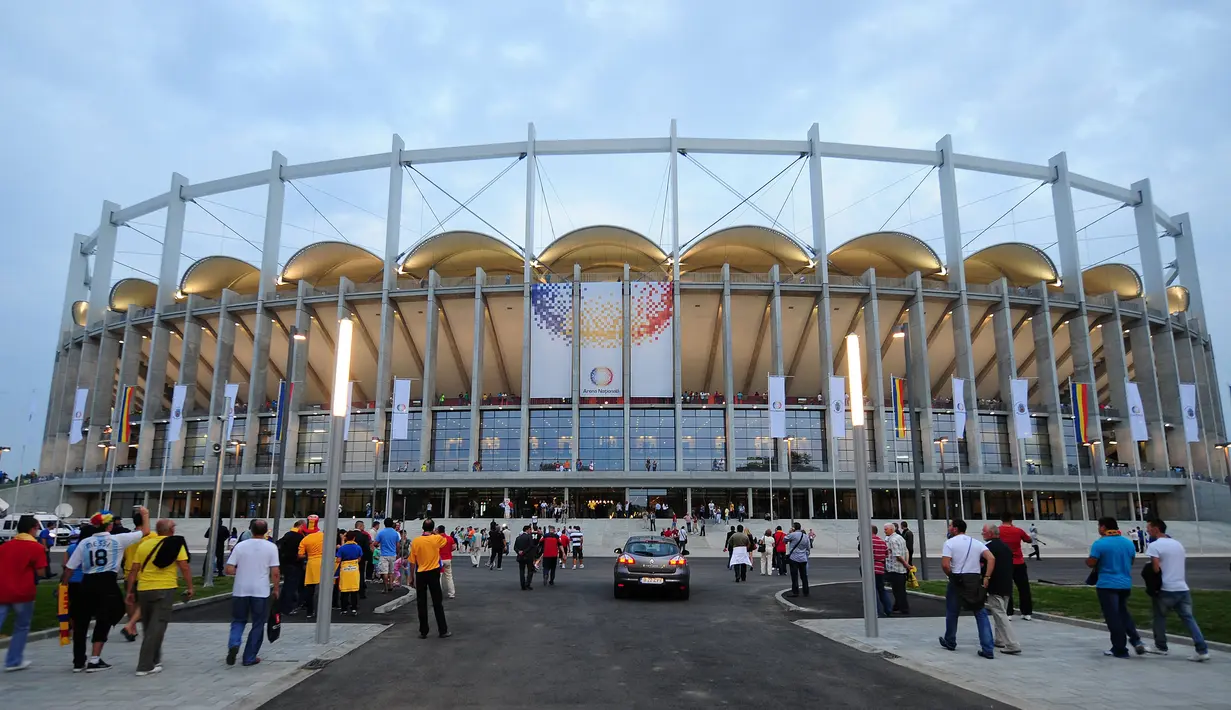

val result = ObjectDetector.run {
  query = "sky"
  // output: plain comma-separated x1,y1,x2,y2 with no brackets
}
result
1,0,1228,473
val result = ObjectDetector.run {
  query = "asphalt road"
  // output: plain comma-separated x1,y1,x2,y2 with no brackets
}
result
251,559,1008,710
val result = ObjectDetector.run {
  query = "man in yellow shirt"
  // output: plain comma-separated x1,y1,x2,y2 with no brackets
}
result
297,515,324,619
125,519,192,676
410,519,450,639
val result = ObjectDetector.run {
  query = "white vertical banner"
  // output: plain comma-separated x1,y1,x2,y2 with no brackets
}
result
768,375,786,438
629,282,673,397
223,382,240,441
828,376,846,438
952,377,967,439
343,382,355,438
168,385,187,442
391,378,411,440
1009,378,1031,439
1126,381,1149,441
530,283,573,398
1180,383,1199,443
69,388,88,444
580,282,623,398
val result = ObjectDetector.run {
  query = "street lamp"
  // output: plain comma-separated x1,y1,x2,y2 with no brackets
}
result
784,436,795,522
227,440,245,530
935,437,950,521
846,333,877,638
317,315,354,644
272,325,308,541
893,323,928,579
96,442,116,508
1216,444,1231,494
370,436,384,519
1086,440,1104,518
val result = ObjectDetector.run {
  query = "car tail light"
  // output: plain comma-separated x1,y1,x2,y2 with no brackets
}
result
618,555,636,565
669,555,687,566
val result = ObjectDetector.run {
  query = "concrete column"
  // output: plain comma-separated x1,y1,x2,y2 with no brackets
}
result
770,265,788,472
686,487,692,512
571,264,581,467
1102,298,1140,470
992,280,1022,474
862,270,889,473
87,202,120,324
1132,179,1169,317
1171,214,1205,333
907,273,936,472
747,487,754,518
807,488,815,519
113,313,143,467
48,342,83,474
1067,306,1106,478
444,488,450,514
1174,330,1211,474
1126,303,1169,468
1202,343,1226,439
670,120,685,475
518,123,536,474
979,489,986,519
418,272,441,469
468,269,486,467
1032,490,1040,519
80,332,108,471
1190,330,1221,463
48,234,92,471
206,290,239,481
375,137,402,476
1152,319,1188,470
281,282,312,477
1031,286,1068,473
622,265,631,472
721,265,736,470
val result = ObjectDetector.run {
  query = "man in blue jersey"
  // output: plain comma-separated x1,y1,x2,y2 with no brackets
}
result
1087,516,1145,658
374,518,402,593
61,508,150,673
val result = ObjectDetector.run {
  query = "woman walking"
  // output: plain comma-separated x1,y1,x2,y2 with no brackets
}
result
759,529,774,575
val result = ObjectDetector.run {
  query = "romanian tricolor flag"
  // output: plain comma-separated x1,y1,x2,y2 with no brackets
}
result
57,585,71,645
891,376,908,438
118,385,136,443
1071,381,1093,444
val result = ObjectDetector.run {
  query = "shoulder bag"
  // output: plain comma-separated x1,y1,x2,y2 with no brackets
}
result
950,538,987,611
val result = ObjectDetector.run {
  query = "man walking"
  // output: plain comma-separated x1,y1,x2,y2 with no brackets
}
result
899,521,915,567
374,518,401,593
513,525,539,590
224,519,279,667
488,524,506,570
998,513,1034,620
352,520,372,598
0,515,48,671
772,526,788,576
62,509,150,672
297,515,324,619
1144,518,1209,661
570,525,584,569
727,525,752,583
410,519,450,638
938,519,996,659
981,525,1021,654
1027,524,1044,560
277,520,305,614
884,523,910,615
784,522,812,597
541,526,562,586
1087,517,1145,658
127,519,192,676
436,525,457,599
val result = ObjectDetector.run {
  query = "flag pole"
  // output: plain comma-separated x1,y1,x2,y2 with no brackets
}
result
956,439,965,520
156,437,170,519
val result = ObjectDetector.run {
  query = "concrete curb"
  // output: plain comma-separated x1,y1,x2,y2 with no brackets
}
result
0,591,232,650
373,586,415,614
773,581,861,613
230,624,392,710
905,589,1231,653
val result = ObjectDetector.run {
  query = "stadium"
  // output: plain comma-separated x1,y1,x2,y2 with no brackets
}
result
28,123,1230,530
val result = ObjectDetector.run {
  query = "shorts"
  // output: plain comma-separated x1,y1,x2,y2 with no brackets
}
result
378,557,396,575
571,547,583,559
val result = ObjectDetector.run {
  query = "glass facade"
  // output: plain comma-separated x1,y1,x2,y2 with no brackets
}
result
681,409,725,471
479,410,520,471
630,409,674,471
387,412,422,471
785,410,824,471
149,422,169,471
579,409,624,471
832,409,877,470
733,410,772,471
978,414,1012,473
931,412,970,470
295,414,330,473
343,412,380,472
528,410,572,470
253,416,275,469
1022,417,1052,473
181,420,209,472
1062,419,1095,471
431,411,471,471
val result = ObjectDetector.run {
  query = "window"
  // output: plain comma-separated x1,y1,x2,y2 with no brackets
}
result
579,409,624,471
1063,420,1094,471
252,416,276,469
932,412,970,471
733,410,772,471
630,409,674,471
785,410,823,471
344,412,378,473
682,410,725,471
181,420,209,471
979,414,1012,472
387,412,422,471
431,411,471,471
528,410,572,470
295,414,330,472
1023,417,1052,472
479,410,520,471
149,422,169,471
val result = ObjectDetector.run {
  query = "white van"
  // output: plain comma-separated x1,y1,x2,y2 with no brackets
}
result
0,513,72,545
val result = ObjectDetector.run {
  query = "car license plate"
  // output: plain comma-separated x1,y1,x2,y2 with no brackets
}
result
640,577,664,585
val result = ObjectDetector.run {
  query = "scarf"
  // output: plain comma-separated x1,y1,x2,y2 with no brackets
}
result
14,533,38,543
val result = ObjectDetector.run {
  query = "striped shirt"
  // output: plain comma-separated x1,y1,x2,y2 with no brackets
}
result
569,530,583,548
66,531,146,575
871,535,889,575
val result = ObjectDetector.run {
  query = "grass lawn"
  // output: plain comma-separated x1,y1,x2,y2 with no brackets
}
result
917,579,1230,645
2,575,233,636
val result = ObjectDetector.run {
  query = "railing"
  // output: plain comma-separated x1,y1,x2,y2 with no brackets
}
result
479,394,521,406
579,272,624,282
163,302,187,316
829,274,862,287
350,280,384,294
436,276,476,288
395,277,429,291
966,282,994,294
729,273,772,284
631,271,670,282
1087,292,1117,308
876,276,910,289
678,272,724,283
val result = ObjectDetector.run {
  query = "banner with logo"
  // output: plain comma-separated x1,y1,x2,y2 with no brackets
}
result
343,382,355,438
952,377,967,439
630,282,673,397
223,382,239,441
828,376,846,438
1126,381,1149,441
1180,382,1199,443
580,282,623,398
1009,378,1031,439
69,388,88,444
391,378,412,440
168,385,187,442
530,283,573,398
768,375,786,438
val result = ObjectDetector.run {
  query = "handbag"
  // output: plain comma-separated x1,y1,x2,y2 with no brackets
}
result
267,602,282,643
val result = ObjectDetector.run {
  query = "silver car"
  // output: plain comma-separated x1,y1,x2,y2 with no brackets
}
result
613,536,690,600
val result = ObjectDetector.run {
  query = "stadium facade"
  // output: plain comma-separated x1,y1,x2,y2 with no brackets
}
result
36,124,1229,524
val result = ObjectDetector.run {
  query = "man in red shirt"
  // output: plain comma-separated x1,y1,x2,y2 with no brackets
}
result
869,525,894,618
435,525,457,600
773,526,788,576
0,515,49,670
540,526,562,586
997,513,1034,620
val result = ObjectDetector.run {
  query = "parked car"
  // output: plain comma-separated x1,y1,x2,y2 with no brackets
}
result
613,535,690,600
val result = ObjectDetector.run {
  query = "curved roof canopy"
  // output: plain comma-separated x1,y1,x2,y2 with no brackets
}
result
281,241,382,286
401,230,524,279
680,225,813,274
1167,285,1190,314
71,300,88,328
179,255,262,299
109,278,157,313
964,242,1058,287
537,225,667,274
1081,263,1142,300
828,231,942,279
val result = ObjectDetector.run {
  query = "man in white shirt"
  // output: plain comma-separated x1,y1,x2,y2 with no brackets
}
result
938,519,996,659
224,520,281,667
1144,518,1209,661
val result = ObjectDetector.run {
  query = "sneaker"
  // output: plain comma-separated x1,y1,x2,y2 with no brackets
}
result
938,637,957,651
73,664,86,673
977,650,995,660
1002,649,1022,655
85,660,112,673
242,658,261,667
135,666,162,676
439,631,452,638
1134,644,1147,656
1189,652,1211,662
1145,646,1169,655
4,661,32,672
227,646,239,666
580,564,584,569
1104,650,1131,658
1021,615,1032,621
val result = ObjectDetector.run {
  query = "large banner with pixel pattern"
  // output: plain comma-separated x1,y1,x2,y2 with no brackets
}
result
530,283,573,398
581,282,624,398
630,282,673,397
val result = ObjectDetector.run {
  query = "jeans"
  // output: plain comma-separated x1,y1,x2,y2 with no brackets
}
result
542,557,557,585
873,575,894,617
1006,564,1032,616
0,601,34,668
886,571,910,613
414,568,447,635
1152,590,1208,654
1096,587,1142,657
943,580,994,655
228,595,269,665
788,560,809,595
136,589,176,671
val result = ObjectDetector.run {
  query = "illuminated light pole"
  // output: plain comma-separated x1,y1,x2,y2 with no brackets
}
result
370,437,383,519
935,437,950,521
784,435,794,522
317,316,354,644
227,439,245,531
272,327,308,540
893,324,928,579
847,334,877,638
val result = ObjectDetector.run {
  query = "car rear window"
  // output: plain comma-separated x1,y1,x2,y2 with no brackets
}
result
626,541,678,557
